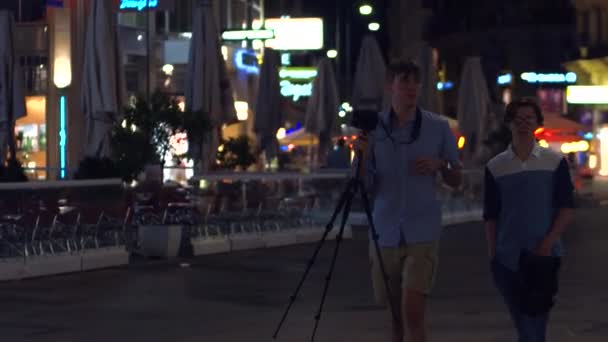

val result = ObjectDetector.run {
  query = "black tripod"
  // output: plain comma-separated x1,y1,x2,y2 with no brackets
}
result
272,148,400,341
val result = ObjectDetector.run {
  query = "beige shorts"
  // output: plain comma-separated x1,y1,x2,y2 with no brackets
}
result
370,240,440,304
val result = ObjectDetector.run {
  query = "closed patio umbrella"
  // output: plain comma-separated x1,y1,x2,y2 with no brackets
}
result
81,0,125,158
185,0,236,173
0,11,26,164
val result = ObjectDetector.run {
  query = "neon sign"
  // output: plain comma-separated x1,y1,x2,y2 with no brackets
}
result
280,81,312,101
235,50,259,74
566,86,608,104
120,0,158,11
520,72,576,84
279,67,317,101
221,29,274,41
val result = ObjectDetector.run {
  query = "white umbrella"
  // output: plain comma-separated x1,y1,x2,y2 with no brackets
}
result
305,58,339,167
0,11,26,164
457,56,493,163
185,0,236,173
253,49,282,163
351,35,387,112
81,0,125,158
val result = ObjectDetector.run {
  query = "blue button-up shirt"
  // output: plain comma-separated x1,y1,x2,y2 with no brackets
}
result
364,108,460,246
483,144,574,271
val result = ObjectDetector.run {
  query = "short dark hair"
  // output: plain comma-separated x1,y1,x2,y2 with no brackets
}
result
505,98,544,126
386,60,421,83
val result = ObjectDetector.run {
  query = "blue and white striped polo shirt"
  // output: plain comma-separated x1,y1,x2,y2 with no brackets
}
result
483,143,574,271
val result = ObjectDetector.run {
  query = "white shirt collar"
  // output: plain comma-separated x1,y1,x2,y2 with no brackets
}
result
506,142,543,160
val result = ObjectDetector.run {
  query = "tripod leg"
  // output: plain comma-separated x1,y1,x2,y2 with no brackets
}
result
310,183,356,342
357,180,401,326
272,179,354,339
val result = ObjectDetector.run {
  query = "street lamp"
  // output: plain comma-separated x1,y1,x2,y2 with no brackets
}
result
359,4,373,16
368,22,380,31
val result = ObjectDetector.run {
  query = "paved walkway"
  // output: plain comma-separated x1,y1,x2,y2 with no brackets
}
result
1,208,607,342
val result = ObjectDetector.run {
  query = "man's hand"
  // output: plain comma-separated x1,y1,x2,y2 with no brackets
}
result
534,239,553,257
413,157,445,176
353,132,369,153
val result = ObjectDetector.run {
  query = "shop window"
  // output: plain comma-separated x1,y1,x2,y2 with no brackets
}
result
14,96,47,180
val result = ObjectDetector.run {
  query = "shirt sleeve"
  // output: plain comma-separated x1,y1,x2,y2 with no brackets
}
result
483,166,501,221
554,158,575,209
440,120,460,167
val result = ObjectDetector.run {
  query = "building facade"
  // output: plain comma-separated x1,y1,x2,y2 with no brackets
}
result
7,0,263,180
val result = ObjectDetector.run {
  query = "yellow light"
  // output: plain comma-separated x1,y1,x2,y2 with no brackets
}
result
51,8,72,88
338,110,346,118
589,154,598,169
276,127,286,140
162,64,174,75
457,136,466,149
538,139,549,148
359,5,373,15
53,57,72,88
561,140,590,154
234,101,249,121
566,86,608,104
368,22,380,32
599,128,608,176
221,46,228,61
327,49,338,59
218,144,224,152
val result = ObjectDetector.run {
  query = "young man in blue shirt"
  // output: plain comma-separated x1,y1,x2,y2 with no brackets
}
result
357,61,462,342
484,99,574,342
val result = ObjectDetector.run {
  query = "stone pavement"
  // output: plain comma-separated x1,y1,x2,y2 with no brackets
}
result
0,208,607,342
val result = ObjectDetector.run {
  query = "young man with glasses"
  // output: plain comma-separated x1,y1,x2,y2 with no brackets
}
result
356,61,462,342
484,99,574,342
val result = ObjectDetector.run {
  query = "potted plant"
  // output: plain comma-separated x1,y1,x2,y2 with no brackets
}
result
0,158,28,182
216,135,257,171
110,91,184,183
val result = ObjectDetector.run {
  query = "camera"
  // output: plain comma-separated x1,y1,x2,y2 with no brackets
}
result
350,109,379,132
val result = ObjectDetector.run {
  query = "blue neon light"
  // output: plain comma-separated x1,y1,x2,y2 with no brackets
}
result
235,49,259,74
59,96,67,179
497,74,513,85
119,0,158,11
280,145,289,152
520,72,577,84
437,81,454,91
286,122,302,134
583,132,594,140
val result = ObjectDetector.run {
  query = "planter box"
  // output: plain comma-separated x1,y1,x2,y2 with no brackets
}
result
229,233,266,251
295,225,353,244
263,230,298,248
0,258,25,281
191,236,231,255
138,225,182,258
24,253,82,279
81,247,129,271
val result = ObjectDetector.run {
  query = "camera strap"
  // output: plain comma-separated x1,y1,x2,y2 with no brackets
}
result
378,107,423,148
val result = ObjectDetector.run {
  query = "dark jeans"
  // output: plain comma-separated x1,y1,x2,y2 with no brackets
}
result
491,259,551,342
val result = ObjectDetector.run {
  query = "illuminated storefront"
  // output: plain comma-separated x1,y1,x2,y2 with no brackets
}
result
14,96,47,180
564,84,608,176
